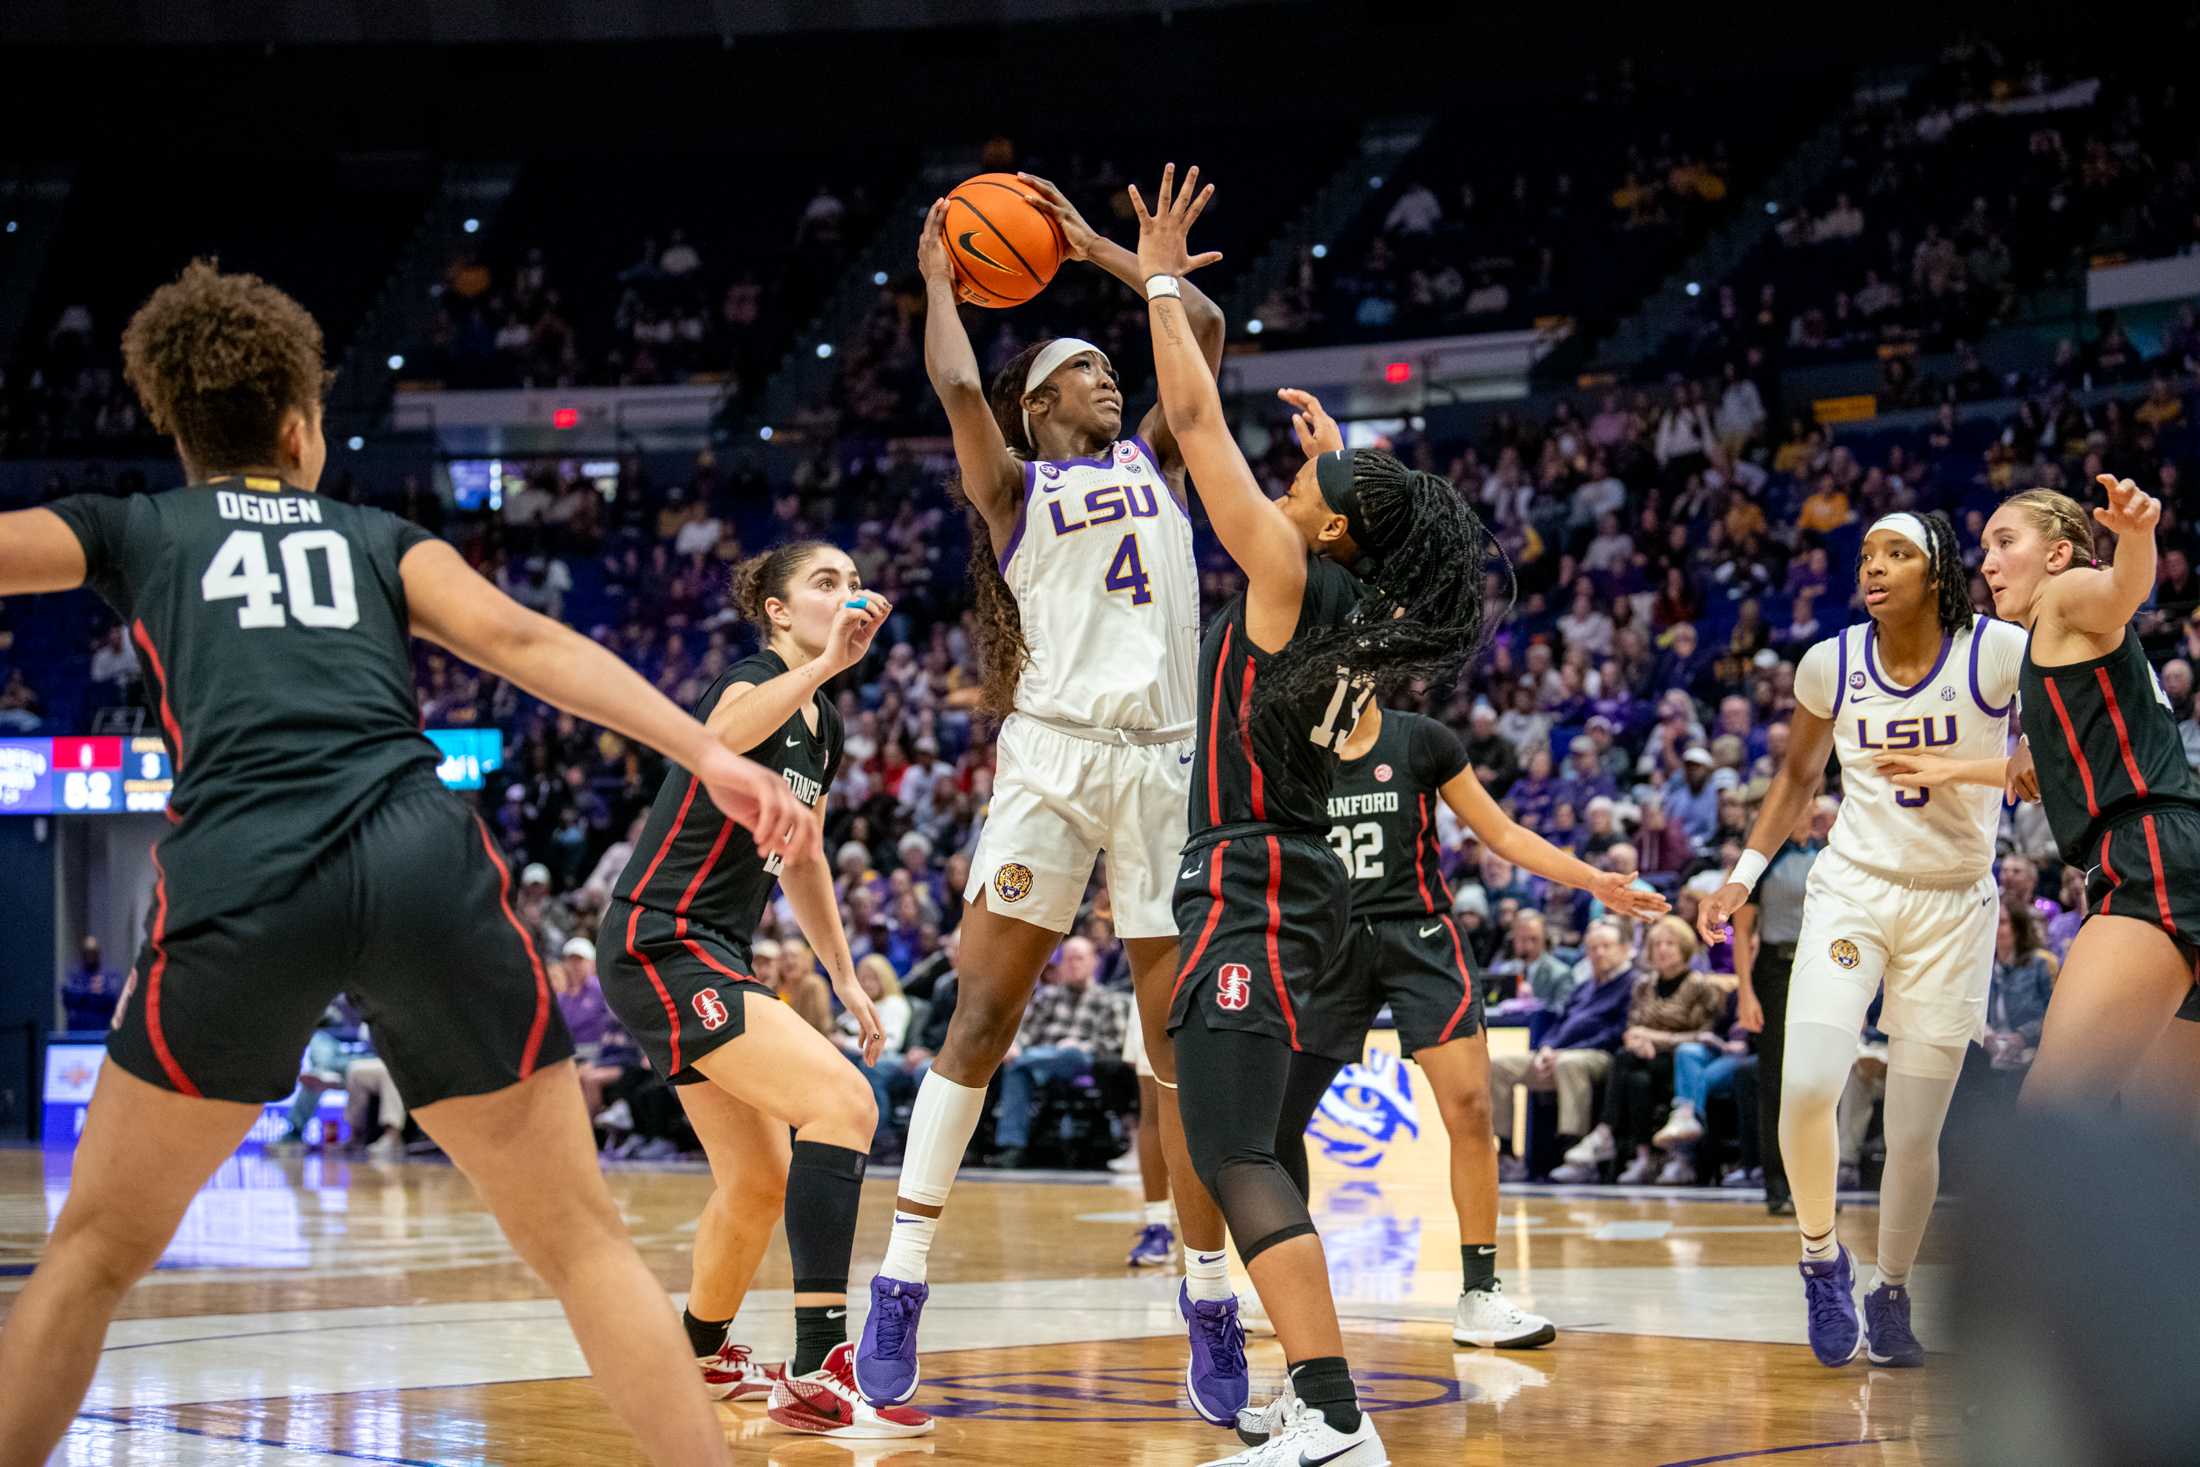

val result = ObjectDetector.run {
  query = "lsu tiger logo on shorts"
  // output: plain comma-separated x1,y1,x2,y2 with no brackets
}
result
992,861,1035,904
692,988,731,1032
1830,938,1861,970
1216,963,1252,1012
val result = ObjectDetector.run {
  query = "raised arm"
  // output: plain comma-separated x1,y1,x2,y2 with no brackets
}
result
703,595,890,756
1014,172,1224,480
400,539,810,859
0,509,90,594
1132,164,1308,639
2045,474,2162,637
1698,703,1833,946
918,199,1023,549
1438,765,1669,920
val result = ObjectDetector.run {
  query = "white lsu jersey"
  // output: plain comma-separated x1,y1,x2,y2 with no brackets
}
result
999,436,1200,731
1795,614,2027,882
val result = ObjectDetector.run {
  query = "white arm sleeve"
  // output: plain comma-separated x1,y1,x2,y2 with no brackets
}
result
1794,636,1839,720
1976,618,2028,713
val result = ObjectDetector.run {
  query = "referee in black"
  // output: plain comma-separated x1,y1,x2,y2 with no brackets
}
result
1732,798,1826,1216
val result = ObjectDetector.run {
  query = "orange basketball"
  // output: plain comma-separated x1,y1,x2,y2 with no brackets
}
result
942,172,1066,308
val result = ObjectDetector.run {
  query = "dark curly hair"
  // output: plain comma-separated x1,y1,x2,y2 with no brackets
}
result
732,539,835,637
1862,510,1972,637
1259,449,1508,722
954,341,1054,719
121,258,334,472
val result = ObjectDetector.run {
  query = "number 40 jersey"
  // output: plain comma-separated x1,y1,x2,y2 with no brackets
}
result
1000,437,1200,733
50,480,444,934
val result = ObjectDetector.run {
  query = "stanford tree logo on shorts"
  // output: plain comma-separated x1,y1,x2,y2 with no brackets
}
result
692,988,731,1032
1216,963,1252,1012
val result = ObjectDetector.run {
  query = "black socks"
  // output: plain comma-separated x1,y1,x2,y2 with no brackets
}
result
1289,1355,1364,1434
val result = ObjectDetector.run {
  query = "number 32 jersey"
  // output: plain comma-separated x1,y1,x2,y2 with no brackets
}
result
1795,613,2026,883
51,481,442,932
1325,710,1472,920
999,437,1200,732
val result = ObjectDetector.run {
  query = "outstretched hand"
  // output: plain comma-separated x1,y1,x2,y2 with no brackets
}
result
2093,473,2161,541
1128,163,1223,283
1278,388,1343,457
1591,869,1669,921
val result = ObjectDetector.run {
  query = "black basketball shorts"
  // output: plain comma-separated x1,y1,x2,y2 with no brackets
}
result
1329,912,1486,1058
1167,832,1363,1063
599,899,776,1085
109,774,574,1106
2084,806,2200,1021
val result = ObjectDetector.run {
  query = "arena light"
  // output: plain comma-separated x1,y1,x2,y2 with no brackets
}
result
1369,175,1385,189
387,354,405,371
873,270,889,285
4,220,15,234
1765,200,1780,215
1311,243,1329,260
552,407,579,430
1384,361,1412,384
462,217,480,234
758,426,774,442
1246,318,1264,335
347,435,364,451
816,342,834,359
1686,281,1702,297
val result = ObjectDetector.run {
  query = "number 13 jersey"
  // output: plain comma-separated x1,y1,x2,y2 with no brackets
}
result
51,481,442,933
1000,437,1199,732
1795,613,2026,883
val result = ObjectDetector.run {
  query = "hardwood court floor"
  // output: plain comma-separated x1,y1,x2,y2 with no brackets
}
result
1,1145,1965,1465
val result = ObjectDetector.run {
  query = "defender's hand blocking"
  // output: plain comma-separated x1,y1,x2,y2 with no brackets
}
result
918,200,955,285
1129,163,1222,283
693,743,814,863
824,593,893,675
1873,750,1958,789
1014,173,1099,262
1697,881,1748,948
2093,473,2161,540
1278,388,1343,458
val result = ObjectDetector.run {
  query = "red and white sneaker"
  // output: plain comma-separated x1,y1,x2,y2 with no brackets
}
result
767,1343,936,1438
697,1340,785,1401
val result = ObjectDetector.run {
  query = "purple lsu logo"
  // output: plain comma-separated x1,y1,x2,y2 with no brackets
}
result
1855,714,1957,751
1048,482,1161,535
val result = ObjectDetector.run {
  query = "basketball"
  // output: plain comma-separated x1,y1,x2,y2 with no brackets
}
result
942,172,1066,308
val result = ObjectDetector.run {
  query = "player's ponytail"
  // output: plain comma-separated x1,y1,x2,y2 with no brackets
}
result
1260,450,1510,721
2002,487,2098,574
731,540,834,638
946,342,1052,720
1917,510,1974,637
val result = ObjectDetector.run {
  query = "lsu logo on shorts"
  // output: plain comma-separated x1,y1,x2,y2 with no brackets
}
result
1830,938,1861,970
1216,963,1252,1012
693,988,731,1032
993,861,1035,904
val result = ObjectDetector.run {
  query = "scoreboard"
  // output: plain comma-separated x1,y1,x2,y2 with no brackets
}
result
0,730,499,814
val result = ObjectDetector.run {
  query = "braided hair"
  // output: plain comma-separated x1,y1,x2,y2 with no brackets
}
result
952,341,1051,719
2002,487,2098,570
1258,450,1508,722
1916,510,1975,637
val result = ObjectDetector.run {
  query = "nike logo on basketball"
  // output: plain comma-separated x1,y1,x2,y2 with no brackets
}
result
1420,923,1443,938
958,230,1007,272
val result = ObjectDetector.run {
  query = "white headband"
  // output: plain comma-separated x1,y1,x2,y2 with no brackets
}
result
1021,337,1109,448
1868,512,1930,553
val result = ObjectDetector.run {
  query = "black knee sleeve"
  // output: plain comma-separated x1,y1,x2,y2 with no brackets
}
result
1175,1008,1320,1267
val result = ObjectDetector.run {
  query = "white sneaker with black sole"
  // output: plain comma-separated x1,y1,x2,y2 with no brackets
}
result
1453,1283,1556,1348
1198,1399,1386,1466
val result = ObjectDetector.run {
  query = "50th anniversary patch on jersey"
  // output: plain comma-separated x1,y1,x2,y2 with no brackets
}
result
992,861,1035,904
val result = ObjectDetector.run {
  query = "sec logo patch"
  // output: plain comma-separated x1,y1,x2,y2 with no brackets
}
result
1216,963,1252,1011
1830,938,1861,970
993,862,1035,904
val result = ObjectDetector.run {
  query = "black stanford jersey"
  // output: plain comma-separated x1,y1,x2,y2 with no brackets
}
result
1187,555,1369,845
617,651,842,943
1325,710,1471,920
2020,626,2200,863
49,481,441,932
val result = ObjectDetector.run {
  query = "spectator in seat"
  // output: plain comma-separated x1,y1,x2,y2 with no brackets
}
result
60,937,122,1033
553,938,636,1121
1556,916,1727,1184
1487,910,1576,1013
1663,747,1723,848
774,938,837,1037
1970,899,2057,1108
839,955,912,1157
1798,473,1854,534
87,624,139,704
988,937,1127,1169
1463,701,1520,796
1489,918,1638,1180
0,669,43,733
1633,793,1694,880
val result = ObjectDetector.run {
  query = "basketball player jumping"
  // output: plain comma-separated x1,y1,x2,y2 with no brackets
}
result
595,540,933,1439
858,176,1241,1417
1700,510,2025,1371
0,262,809,1467
1877,478,2200,1114
1136,165,1500,1467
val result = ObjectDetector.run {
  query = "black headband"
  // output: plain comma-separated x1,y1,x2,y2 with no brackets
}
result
1315,447,1402,558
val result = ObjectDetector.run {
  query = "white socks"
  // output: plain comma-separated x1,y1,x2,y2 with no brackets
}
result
879,1069,989,1283
1144,1200,1173,1228
1184,1249,1233,1302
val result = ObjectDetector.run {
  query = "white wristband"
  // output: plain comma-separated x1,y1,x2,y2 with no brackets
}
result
1727,848,1770,896
1145,274,1182,301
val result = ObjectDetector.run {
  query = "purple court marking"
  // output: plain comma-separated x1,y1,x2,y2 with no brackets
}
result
1660,1437,1911,1466
919,1366,1460,1423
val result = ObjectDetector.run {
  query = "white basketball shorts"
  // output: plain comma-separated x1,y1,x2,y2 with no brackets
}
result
1787,847,1997,1049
